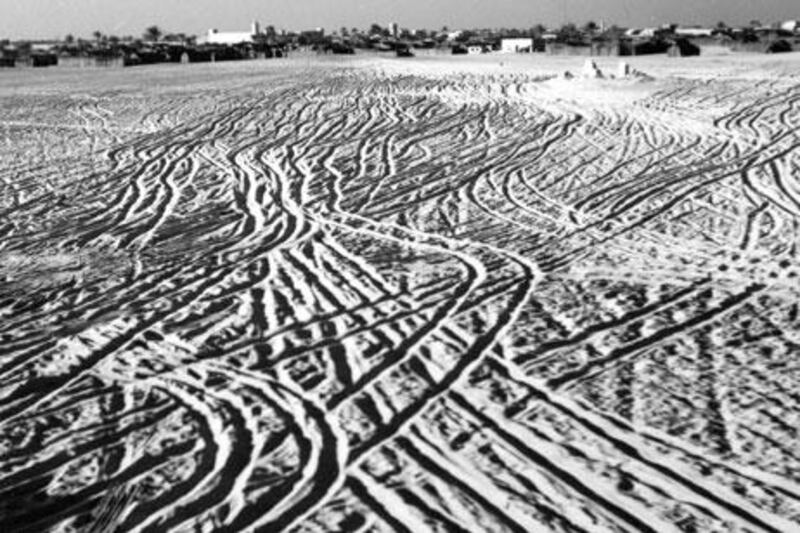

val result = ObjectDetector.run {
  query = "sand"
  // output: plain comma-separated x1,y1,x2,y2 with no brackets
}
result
1,52,799,532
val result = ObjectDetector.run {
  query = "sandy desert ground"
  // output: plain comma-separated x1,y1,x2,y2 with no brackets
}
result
1,51,800,532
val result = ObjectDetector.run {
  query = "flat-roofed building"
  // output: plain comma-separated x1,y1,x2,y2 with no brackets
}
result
201,21,261,45
500,38,534,53
780,20,800,33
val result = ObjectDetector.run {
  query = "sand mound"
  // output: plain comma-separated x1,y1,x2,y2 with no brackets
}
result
581,59,604,79
615,61,654,81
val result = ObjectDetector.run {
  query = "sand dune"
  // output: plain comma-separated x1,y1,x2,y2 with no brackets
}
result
1,54,799,532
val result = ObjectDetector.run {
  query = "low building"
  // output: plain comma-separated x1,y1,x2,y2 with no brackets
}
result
57,55,127,68
675,27,715,38
203,29,254,45
467,44,486,54
500,38,534,53
546,41,620,56
201,21,261,45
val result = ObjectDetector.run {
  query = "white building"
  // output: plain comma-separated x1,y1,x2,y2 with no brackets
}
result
675,27,715,37
625,27,659,38
31,43,57,52
501,38,534,53
201,21,260,45
780,20,800,33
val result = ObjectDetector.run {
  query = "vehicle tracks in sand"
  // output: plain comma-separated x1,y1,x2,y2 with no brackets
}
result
1,60,800,532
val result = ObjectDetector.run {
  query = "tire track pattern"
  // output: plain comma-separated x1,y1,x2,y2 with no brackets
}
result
0,61,799,532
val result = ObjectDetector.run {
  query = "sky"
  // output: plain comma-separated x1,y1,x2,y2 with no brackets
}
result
0,0,797,40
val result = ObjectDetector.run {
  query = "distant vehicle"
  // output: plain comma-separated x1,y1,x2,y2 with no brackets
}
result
396,46,414,58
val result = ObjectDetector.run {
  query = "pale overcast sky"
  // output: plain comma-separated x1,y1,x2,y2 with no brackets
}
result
0,0,797,40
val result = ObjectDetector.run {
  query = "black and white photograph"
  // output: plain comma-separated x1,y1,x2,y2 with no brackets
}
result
1,1,799,531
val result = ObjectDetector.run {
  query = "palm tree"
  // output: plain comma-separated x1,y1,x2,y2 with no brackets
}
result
144,25,163,42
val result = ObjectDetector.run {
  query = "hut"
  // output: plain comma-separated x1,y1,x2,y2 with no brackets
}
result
0,46,18,67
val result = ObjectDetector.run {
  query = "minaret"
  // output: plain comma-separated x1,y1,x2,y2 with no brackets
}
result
251,20,261,36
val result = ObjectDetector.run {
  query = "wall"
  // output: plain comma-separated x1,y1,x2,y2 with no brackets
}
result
546,42,620,56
